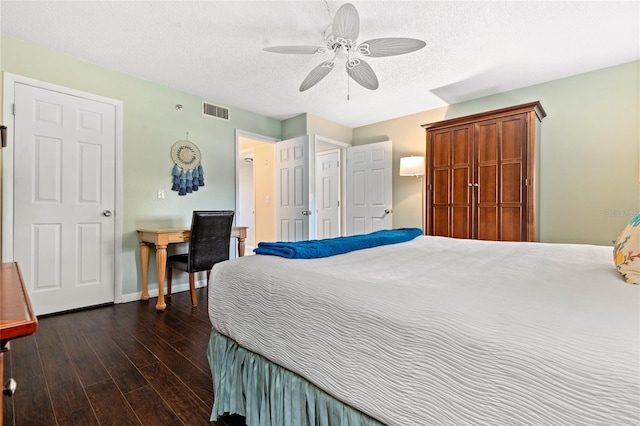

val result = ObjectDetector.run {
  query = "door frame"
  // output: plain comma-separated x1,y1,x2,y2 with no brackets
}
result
2,72,124,302
234,129,279,248
234,131,352,242
238,146,256,250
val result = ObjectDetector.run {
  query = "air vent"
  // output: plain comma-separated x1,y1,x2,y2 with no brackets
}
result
202,101,229,120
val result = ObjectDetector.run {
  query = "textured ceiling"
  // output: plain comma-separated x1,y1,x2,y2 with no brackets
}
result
1,1,639,128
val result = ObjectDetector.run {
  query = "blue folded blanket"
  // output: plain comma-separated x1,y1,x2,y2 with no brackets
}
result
253,228,422,259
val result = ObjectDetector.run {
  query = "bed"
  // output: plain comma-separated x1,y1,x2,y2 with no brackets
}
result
207,235,640,426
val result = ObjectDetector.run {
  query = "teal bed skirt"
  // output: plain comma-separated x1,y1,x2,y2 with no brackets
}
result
207,331,384,426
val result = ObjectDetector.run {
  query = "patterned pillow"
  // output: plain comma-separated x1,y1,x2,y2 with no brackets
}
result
613,211,640,284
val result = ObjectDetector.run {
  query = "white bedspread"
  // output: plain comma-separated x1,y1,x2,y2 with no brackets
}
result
208,236,640,426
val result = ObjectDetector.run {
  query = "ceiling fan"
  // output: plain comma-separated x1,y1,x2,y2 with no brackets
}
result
263,3,426,94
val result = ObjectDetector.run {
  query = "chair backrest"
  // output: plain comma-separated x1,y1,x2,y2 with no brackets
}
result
188,210,235,272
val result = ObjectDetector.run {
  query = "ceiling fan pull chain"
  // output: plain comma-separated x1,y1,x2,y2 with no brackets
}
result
347,51,350,100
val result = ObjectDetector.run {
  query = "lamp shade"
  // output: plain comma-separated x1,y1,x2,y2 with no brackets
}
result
399,156,425,176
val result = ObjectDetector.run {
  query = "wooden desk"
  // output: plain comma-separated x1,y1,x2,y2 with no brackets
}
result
137,227,247,311
1,262,38,423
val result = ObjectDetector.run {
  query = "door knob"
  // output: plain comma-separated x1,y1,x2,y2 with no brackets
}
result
301,210,312,216
384,209,392,214
3,378,17,397
103,210,113,217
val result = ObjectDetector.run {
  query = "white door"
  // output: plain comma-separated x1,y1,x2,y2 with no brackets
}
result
275,136,310,242
346,140,393,235
12,83,116,315
316,150,340,239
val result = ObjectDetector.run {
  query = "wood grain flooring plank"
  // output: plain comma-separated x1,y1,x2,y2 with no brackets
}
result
125,383,183,426
88,306,159,369
84,378,141,426
34,314,69,349
162,305,212,343
138,361,212,426
49,380,98,426
53,314,112,387
103,323,159,369
100,297,216,406
83,331,150,395
11,373,56,425
65,306,151,395
127,324,214,405
172,335,212,375
7,334,43,379
39,334,80,389
146,314,194,346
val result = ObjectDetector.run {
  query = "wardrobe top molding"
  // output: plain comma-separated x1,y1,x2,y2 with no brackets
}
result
421,101,546,130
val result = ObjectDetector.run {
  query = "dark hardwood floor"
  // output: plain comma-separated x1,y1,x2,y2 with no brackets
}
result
2,287,246,426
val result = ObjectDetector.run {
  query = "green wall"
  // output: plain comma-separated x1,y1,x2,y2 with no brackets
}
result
281,114,307,140
0,35,282,298
353,61,640,246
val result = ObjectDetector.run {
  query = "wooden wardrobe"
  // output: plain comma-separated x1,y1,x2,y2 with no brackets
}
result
422,102,546,242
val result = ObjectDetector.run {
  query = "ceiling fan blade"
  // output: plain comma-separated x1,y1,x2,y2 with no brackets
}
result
332,3,359,42
300,61,335,92
263,46,325,54
358,38,426,57
346,59,378,90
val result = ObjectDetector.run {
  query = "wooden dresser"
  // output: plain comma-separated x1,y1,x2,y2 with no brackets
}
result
0,262,38,424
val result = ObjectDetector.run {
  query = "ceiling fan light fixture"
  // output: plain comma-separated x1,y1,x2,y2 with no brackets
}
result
335,45,349,59
264,2,425,94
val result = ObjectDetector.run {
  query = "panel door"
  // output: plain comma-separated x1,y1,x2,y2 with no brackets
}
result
498,114,527,241
475,114,526,241
429,125,473,238
475,119,500,240
345,141,392,235
316,150,340,239
13,83,116,315
275,136,310,242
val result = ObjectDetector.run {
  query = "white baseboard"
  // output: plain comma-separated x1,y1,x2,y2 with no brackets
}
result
120,278,208,303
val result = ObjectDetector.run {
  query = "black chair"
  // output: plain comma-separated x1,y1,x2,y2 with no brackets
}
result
167,210,235,307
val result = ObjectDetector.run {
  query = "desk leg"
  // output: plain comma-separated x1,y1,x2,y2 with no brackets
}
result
238,237,245,257
139,242,150,300
155,244,167,311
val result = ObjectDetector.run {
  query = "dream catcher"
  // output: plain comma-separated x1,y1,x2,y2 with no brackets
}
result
170,133,204,196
